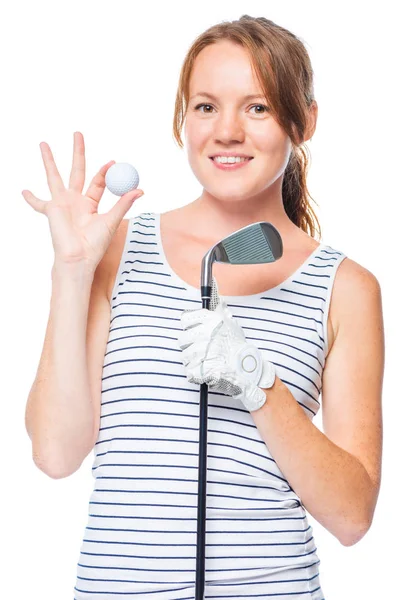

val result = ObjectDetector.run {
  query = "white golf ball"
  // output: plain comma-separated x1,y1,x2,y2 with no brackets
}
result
105,162,139,196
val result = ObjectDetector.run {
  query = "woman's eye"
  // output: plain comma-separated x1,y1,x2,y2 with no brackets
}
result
250,104,270,114
194,103,269,115
194,103,214,113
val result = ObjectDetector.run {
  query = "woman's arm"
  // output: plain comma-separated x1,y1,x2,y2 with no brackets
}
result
251,258,384,547
25,260,103,478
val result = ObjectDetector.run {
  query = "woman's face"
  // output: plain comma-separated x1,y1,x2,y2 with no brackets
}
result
184,40,293,203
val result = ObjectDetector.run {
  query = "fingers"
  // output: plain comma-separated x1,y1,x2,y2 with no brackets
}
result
21,189,48,214
69,131,86,192
85,160,116,204
39,141,65,195
105,188,144,234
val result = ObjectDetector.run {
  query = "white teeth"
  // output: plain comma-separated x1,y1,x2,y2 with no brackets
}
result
214,156,250,164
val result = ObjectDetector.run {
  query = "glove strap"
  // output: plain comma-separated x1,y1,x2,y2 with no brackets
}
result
259,359,276,389
232,345,276,412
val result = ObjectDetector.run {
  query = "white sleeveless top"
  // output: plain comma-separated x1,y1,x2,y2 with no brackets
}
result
73,211,347,599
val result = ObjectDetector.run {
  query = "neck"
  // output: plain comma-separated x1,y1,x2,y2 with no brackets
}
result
183,181,301,244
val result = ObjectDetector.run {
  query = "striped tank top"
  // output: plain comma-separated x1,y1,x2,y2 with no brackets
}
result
74,210,347,599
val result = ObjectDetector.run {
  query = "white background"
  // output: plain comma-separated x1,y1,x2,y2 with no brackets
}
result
1,1,398,598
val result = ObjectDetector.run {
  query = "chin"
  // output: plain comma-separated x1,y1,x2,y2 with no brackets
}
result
204,187,256,203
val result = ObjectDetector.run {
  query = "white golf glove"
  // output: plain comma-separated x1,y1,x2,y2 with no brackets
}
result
177,277,276,412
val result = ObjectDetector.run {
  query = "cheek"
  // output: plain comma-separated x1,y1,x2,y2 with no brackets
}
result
184,118,211,148
249,121,283,148
254,128,292,163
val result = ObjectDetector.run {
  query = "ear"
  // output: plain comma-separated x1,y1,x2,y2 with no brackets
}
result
304,100,318,142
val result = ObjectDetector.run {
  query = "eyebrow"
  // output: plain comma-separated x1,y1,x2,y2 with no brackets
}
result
190,92,265,101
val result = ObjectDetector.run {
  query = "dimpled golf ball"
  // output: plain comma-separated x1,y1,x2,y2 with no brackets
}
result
105,162,139,196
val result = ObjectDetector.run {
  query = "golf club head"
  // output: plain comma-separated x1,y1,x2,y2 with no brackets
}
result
201,221,283,296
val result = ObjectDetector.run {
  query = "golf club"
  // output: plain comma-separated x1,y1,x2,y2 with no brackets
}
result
195,220,283,599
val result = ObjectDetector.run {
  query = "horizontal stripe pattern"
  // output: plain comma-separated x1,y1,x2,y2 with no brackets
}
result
74,211,346,598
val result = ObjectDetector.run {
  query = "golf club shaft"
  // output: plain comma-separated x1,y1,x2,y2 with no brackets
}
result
195,382,208,599
195,287,211,599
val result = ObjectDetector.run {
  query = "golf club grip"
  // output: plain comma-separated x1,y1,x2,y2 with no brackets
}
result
196,382,209,599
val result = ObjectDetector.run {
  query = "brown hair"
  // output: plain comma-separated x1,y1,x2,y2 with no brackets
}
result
173,15,322,240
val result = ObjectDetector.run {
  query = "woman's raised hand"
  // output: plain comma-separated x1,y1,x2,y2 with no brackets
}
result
22,131,144,271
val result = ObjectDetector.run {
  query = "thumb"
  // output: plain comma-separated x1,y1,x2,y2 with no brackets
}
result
106,189,144,233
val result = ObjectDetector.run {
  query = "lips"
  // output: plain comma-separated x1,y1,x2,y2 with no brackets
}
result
209,157,254,171
210,157,253,161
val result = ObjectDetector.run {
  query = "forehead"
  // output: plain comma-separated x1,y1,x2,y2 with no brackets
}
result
189,41,262,96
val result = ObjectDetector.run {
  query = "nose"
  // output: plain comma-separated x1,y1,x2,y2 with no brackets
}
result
212,110,246,145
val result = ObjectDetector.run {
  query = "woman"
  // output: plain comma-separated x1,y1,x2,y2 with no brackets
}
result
24,15,384,600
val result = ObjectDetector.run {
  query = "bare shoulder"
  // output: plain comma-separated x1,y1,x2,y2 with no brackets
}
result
331,256,381,308
328,255,382,352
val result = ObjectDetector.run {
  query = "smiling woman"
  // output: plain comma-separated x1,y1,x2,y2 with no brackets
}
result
24,14,379,600
173,15,320,238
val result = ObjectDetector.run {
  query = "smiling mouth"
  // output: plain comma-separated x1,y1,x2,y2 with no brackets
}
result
210,157,254,161
209,157,254,170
